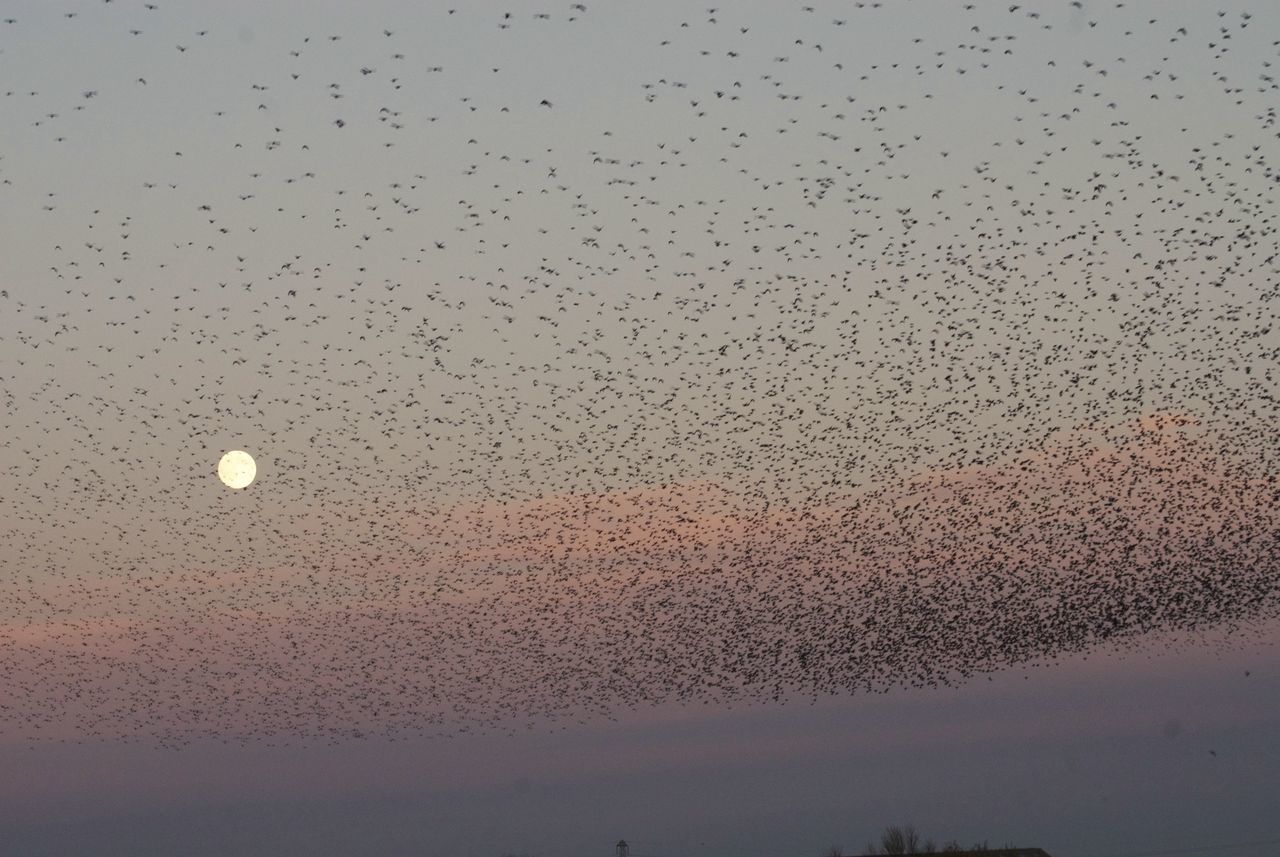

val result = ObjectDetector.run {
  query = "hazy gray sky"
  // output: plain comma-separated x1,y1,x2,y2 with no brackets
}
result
1,1,1278,855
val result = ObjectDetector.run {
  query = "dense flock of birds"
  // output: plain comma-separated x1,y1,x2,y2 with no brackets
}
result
0,1,1277,746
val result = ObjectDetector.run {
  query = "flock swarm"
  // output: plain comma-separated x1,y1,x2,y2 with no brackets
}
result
0,1,1277,745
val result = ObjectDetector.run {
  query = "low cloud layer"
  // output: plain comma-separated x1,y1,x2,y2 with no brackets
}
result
3,413,1275,745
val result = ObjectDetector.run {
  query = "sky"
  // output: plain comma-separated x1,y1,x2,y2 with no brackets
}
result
1,1,1278,855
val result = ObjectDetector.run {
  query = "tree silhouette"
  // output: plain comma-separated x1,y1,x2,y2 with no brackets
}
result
861,824,923,854
859,826,1007,855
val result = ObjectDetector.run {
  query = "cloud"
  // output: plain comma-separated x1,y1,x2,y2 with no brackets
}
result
2,412,1276,743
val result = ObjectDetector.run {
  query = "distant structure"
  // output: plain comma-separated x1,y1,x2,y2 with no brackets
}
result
616,840,629,857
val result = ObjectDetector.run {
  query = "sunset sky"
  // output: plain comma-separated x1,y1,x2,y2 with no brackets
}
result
1,2,1278,855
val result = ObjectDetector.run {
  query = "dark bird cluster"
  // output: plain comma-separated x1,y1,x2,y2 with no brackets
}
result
0,1,1276,746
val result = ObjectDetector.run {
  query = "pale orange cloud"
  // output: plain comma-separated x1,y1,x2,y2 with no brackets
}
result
2,412,1276,743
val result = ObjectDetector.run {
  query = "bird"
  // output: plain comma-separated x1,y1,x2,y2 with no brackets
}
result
0,0,1275,748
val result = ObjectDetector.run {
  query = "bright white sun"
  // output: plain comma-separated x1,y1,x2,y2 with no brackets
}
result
217,450,256,489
